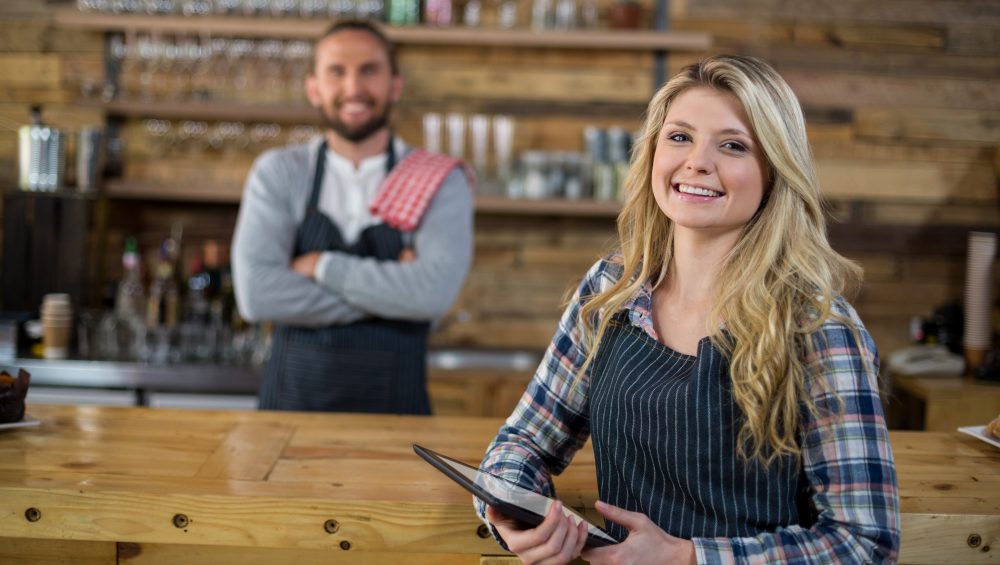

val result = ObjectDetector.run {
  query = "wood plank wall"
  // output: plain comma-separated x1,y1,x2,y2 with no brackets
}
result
1,0,998,364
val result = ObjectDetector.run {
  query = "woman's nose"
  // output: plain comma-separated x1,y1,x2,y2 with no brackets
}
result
685,143,713,173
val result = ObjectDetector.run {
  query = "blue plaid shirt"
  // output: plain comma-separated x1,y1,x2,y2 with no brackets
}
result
477,256,901,564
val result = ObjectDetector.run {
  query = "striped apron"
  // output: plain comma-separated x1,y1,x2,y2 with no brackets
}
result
258,139,432,414
588,312,812,541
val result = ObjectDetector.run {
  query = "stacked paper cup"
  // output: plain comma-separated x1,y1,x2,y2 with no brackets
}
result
963,232,997,371
41,293,73,360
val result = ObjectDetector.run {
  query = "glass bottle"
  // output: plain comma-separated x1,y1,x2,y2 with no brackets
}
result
462,0,481,26
146,240,180,330
114,236,145,361
496,0,518,28
115,237,145,327
531,0,552,30
425,0,453,25
182,256,212,362
388,0,419,24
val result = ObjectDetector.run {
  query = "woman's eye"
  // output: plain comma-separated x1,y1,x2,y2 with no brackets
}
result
667,132,689,143
722,141,748,152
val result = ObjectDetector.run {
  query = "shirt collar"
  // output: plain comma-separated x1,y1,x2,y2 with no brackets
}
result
320,135,406,174
624,278,655,330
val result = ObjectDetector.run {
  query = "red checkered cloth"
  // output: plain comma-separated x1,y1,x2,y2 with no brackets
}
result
370,149,473,232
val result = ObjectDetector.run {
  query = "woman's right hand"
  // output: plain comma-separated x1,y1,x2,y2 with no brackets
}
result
486,501,589,565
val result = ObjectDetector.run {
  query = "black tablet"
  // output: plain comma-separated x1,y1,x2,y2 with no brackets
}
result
412,443,617,548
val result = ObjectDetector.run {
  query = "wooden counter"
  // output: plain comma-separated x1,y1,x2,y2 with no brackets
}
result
0,405,997,564
890,371,1000,432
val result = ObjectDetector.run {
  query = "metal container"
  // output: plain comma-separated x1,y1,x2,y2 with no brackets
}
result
17,125,32,190
17,107,66,192
43,127,66,191
76,126,104,192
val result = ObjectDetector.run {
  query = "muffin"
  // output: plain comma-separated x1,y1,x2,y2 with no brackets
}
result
987,413,1000,440
0,369,30,424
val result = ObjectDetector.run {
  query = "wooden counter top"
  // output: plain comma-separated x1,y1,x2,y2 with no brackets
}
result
0,405,997,564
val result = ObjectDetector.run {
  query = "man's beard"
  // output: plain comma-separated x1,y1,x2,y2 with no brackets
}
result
318,99,393,143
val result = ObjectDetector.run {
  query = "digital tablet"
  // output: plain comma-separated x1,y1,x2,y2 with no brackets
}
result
413,443,617,548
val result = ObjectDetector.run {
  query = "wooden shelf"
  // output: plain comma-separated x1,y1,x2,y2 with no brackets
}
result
104,180,622,216
54,9,712,51
89,98,648,122
89,99,320,124
475,195,620,217
105,180,245,203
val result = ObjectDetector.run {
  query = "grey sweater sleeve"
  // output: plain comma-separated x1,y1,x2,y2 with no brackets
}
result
232,149,369,327
315,168,474,321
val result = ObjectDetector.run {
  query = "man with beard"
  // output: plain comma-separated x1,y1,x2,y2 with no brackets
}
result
232,20,473,414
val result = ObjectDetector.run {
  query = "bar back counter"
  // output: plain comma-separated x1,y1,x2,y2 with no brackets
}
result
0,404,997,564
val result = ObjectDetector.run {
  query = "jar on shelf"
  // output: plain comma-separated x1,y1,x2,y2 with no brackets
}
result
496,0,518,28
388,0,420,25
462,0,481,26
425,0,453,26
553,0,576,30
531,0,553,29
522,151,549,199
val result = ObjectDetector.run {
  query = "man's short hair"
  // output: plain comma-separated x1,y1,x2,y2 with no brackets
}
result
313,19,399,75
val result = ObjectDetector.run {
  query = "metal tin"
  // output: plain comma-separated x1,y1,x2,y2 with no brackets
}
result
18,123,66,191
76,126,104,192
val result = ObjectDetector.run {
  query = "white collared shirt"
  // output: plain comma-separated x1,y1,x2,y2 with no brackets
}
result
317,137,405,245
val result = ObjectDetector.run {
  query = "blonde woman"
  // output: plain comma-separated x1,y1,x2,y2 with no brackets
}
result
476,55,900,564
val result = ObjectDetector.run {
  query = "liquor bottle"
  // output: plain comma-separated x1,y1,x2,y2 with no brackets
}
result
202,239,222,301
185,255,214,362
113,237,145,361
147,238,180,330
115,237,145,325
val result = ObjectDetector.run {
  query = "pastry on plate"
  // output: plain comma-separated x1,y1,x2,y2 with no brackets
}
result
0,369,30,424
986,413,1000,439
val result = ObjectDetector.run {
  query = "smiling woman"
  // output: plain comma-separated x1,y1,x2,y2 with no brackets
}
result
652,87,768,242
475,55,900,565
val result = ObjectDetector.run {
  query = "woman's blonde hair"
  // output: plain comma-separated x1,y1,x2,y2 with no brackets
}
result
578,55,862,466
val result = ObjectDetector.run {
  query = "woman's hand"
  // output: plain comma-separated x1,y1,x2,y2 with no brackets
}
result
486,501,589,565
581,501,695,565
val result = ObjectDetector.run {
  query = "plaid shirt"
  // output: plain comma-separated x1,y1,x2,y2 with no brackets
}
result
477,256,901,564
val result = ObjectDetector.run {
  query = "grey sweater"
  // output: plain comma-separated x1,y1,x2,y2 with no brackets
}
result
232,136,474,327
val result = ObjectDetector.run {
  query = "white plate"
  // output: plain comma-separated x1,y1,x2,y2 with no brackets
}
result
957,425,1000,450
0,415,40,431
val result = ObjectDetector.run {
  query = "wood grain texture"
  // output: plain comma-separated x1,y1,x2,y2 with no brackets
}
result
195,422,294,480
891,374,1000,433
120,543,481,564
0,537,116,565
0,405,996,564
898,514,1000,564
855,107,1000,145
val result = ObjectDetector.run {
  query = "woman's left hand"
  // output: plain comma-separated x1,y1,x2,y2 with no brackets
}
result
581,501,696,565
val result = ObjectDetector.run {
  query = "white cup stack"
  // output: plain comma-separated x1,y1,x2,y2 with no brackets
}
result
41,293,73,360
963,231,997,371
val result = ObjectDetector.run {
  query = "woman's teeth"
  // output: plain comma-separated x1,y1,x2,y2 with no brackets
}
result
676,184,721,197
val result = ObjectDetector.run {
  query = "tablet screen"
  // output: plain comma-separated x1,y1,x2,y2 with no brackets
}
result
414,444,617,546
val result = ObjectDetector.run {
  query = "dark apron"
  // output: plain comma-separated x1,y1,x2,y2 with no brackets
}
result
259,139,432,414
588,312,811,541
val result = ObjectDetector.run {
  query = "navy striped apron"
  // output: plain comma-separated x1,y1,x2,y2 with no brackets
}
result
259,139,432,414
588,312,812,541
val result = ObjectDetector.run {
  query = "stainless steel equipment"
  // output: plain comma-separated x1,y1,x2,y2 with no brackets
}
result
17,106,66,192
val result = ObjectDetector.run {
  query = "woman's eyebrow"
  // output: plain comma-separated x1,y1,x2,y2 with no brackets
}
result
719,128,752,137
664,121,752,138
